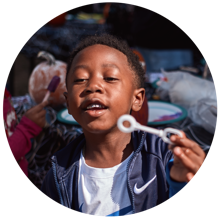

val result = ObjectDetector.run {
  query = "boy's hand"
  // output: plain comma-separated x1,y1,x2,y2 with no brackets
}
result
24,101,49,128
169,132,206,183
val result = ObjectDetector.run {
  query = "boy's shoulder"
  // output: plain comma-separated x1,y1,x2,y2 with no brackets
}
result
52,133,85,169
41,134,85,196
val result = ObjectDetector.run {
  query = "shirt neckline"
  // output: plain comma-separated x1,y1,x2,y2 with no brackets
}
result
80,150,134,179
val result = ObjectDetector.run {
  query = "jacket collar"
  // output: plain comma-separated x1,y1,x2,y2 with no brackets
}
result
52,130,145,181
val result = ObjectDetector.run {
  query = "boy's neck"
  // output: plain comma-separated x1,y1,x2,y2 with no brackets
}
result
83,129,133,168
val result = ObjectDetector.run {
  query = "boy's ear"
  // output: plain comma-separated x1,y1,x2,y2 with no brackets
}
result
131,88,145,112
63,92,69,108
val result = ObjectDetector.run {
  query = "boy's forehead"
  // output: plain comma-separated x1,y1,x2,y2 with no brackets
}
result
72,44,129,67
68,44,136,87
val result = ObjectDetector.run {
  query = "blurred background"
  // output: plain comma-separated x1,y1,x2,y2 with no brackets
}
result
7,3,207,96
4,3,216,188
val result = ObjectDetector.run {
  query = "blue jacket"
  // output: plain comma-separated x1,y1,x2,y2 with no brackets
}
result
41,130,186,214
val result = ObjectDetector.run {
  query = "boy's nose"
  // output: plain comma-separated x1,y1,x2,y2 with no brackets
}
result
85,78,104,94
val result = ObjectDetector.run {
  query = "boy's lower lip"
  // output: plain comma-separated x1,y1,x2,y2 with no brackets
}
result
84,108,108,117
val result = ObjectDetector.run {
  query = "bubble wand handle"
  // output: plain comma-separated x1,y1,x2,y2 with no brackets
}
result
117,114,183,145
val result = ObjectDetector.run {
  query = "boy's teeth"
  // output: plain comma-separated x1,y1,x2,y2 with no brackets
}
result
87,104,105,109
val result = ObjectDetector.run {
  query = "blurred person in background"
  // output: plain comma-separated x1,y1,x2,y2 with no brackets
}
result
3,88,49,176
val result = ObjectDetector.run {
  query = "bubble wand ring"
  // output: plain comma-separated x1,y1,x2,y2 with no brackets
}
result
117,114,183,145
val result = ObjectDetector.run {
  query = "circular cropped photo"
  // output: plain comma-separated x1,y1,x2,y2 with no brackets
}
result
3,2,217,217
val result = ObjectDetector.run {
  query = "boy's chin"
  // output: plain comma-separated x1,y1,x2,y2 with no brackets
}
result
82,124,117,135
83,127,110,135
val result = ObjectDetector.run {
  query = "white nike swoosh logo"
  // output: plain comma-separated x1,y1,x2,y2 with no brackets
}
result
134,175,157,195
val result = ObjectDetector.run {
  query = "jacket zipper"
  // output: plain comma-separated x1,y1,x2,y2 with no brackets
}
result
126,132,145,214
51,133,145,210
52,161,64,205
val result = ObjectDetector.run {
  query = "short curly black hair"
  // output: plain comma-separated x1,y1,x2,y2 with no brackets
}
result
66,34,145,88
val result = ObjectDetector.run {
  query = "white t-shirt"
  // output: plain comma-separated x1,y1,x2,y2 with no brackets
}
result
78,150,134,216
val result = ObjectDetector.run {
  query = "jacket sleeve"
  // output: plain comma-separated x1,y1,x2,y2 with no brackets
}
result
8,116,42,161
165,159,187,197
154,136,187,197
41,168,61,204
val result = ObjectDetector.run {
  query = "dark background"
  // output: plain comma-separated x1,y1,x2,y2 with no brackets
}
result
7,2,204,96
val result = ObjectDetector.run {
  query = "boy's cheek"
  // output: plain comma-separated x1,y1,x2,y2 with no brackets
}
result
66,99,79,117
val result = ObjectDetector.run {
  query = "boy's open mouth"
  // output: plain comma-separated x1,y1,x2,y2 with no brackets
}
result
86,104,107,110
82,99,108,110
82,99,108,117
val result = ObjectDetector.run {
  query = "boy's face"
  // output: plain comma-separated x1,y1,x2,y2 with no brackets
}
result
65,44,145,134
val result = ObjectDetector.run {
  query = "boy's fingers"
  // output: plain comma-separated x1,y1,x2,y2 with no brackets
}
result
170,131,186,140
186,172,194,182
179,131,186,138
170,135,204,157
183,148,204,167
169,131,186,150
173,147,200,173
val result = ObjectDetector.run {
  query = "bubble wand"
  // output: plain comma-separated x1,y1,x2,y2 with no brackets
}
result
117,114,183,145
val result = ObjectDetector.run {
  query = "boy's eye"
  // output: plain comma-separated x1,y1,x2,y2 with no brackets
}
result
74,79,86,83
104,77,118,82
73,77,118,83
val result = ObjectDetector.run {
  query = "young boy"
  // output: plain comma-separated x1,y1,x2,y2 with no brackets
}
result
41,34,206,216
